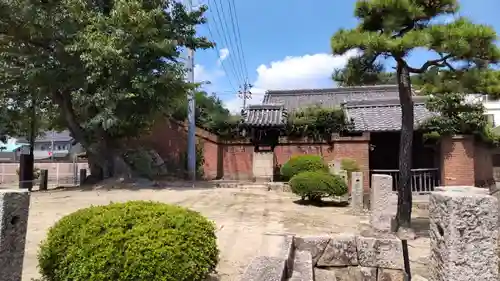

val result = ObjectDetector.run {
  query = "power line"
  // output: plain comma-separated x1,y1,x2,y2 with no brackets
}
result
208,0,245,86
227,0,249,80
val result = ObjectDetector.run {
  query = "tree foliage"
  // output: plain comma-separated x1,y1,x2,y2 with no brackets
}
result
0,0,213,179
331,0,500,231
333,53,398,86
286,106,353,141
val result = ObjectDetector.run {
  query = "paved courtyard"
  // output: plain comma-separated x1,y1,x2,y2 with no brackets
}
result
20,186,431,281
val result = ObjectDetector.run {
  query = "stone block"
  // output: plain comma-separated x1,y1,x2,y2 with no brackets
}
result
239,256,286,281
351,172,364,213
370,174,397,232
377,268,406,281
357,235,404,270
293,236,329,265
317,233,358,266
288,250,313,281
314,268,337,281
0,189,31,281
429,191,498,281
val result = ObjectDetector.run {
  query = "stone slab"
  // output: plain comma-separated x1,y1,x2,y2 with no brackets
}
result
314,268,337,281
377,268,406,281
317,233,358,267
357,235,404,270
0,189,30,281
239,256,286,281
429,191,498,281
434,186,489,194
288,250,313,281
293,236,329,265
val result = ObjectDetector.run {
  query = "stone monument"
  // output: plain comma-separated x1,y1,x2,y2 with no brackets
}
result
350,172,364,213
370,174,396,232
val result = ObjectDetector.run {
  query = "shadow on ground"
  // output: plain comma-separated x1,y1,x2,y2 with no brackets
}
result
293,199,350,208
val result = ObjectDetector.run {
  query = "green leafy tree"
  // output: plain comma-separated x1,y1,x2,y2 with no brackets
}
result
331,0,500,231
0,0,212,180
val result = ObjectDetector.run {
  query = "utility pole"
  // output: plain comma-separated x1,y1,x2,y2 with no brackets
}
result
238,81,252,109
185,0,196,184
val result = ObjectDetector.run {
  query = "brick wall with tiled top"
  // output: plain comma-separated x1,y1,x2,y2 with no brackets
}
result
146,120,372,185
440,135,495,187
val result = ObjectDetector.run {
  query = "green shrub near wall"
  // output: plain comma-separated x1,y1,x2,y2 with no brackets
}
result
38,201,219,281
280,154,329,181
289,171,348,201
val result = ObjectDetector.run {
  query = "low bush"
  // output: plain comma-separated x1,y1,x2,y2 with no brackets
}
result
289,171,348,201
38,201,219,281
280,155,329,181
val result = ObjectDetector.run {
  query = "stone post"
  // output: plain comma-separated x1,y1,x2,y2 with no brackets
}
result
0,190,30,281
351,172,363,213
79,169,87,186
39,169,48,191
370,174,396,232
429,190,498,281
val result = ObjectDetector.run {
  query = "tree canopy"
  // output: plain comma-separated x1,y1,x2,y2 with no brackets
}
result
0,0,213,179
331,0,500,231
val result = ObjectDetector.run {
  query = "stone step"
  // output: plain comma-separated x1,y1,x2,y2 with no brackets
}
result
288,250,313,281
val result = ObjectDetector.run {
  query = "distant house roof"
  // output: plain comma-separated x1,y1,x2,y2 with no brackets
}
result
262,85,402,111
16,130,73,143
242,104,287,127
344,96,437,132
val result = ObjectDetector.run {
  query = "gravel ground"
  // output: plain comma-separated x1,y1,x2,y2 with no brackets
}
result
13,186,430,281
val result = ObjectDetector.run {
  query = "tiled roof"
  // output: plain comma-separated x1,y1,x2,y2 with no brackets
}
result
262,85,402,111
242,104,287,127
344,96,437,132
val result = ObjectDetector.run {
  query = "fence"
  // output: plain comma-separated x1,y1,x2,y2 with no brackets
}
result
370,168,440,194
0,162,89,188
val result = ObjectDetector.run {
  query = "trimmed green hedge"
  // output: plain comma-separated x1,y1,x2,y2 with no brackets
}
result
280,155,329,181
289,171,348,201
38,201,219,281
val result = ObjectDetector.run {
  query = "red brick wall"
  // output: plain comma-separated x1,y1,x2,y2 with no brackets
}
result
440,135,494,187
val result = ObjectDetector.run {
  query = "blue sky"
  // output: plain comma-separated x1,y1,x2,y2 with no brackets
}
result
191,0,500,111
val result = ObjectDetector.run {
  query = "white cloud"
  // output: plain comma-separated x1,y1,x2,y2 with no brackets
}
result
217,48,230,65
223,50,359,113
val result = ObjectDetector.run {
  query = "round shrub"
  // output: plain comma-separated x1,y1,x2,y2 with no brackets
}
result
280,155,329,181
289,171,348,201
38,201,219,281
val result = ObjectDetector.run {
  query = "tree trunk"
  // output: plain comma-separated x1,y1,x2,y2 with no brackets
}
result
395,61,414,231
53,91,133,183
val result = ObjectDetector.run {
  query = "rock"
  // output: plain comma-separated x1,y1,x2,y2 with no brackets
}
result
239,256,286,281
357,235,404,270
314,268,336,281
293,236,330,265
377,268,406,281
317,233,358,266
